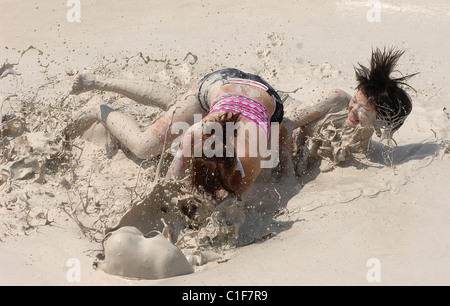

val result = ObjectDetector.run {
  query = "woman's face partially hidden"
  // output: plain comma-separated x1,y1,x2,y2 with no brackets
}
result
347,90,377,127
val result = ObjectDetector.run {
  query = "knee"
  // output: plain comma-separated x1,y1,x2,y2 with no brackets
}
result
131,139,159,160
130,130,164,160
132,147,153,160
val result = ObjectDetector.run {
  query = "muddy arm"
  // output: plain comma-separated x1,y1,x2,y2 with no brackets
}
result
284,89,351,130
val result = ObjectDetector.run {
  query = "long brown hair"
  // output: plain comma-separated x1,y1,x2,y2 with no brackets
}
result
191,112,242,199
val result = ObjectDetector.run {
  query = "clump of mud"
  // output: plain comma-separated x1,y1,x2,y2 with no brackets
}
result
103,178,247,266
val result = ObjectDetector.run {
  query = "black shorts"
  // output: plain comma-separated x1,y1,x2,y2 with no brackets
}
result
195,68,284,124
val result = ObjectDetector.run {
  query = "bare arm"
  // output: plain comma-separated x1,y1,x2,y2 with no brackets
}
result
284,89,351,130
166,151,185,179
165,124,197,179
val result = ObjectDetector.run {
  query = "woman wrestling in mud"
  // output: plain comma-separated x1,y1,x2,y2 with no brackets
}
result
66,46,416,200
67,67,286,201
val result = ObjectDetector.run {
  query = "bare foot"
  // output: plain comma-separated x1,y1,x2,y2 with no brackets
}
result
70,73,97,95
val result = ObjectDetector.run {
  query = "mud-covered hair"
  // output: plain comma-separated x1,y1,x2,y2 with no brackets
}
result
354,47,418,135
191,112,242,199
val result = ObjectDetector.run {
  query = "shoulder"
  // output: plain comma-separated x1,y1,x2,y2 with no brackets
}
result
325,89,351,111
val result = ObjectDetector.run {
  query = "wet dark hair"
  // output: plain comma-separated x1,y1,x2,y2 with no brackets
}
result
191,112,242,199
354,47,418,135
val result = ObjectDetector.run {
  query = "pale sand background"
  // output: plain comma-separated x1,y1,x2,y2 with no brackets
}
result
0,0,449,285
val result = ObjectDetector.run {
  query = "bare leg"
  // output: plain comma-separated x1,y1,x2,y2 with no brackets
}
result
67,89,204,160
71,73,178,111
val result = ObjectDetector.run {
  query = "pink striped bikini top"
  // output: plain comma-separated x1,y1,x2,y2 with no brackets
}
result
209,93,271,141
